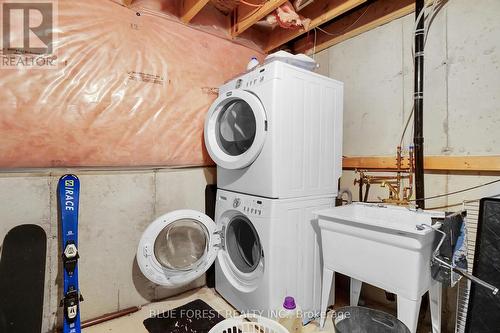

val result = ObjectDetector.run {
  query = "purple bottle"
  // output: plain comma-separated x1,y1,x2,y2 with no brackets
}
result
283,296,297,310
279,296,302,332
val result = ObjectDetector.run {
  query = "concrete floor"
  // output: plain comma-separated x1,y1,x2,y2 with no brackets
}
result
82,286,432,333
82,287,337,333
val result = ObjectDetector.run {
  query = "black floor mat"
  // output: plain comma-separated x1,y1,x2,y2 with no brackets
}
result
143,299,225,333
0,224,47,333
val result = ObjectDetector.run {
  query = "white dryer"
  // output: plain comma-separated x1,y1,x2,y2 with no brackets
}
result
137,189,334,319
204,61,343,199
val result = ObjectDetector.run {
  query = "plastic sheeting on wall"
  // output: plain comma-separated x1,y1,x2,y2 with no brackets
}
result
0,0,263,168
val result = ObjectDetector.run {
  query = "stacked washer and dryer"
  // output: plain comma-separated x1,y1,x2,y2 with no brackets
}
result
137,60,343,322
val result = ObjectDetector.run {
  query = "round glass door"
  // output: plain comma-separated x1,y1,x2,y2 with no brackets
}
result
205,90,267,170
153,219,208,271
137,210,219,287
216,100,256,156
216,211,265,293
225,215,262,274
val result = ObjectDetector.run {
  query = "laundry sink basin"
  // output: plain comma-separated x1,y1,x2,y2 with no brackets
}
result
316,203,444,299
316,203,445,333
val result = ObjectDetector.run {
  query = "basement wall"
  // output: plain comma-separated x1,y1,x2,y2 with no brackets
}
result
0,167,215,332
0,1,258,330
316,0,500,331
0,0,263,168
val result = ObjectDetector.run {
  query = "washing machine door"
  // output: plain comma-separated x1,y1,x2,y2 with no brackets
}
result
216,211,265,293
136,209,222,287
204,89,267,169
137,209,265,293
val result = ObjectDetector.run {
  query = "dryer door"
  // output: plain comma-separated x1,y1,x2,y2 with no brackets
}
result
204,89,267,170
137,210,221,287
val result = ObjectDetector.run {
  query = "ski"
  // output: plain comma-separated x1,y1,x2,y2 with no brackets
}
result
58,174,83,333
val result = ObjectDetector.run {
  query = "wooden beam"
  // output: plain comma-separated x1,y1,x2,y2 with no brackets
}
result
343,156,410,170
180,0,210,23
265,0,367,52
232,0,288,37
424,156,500,172
293,0,415,54
343,156,500,172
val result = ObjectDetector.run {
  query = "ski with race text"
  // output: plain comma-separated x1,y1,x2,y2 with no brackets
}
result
58,174,83,333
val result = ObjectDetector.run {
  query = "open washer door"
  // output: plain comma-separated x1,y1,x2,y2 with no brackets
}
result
204,90,267,170
137,209,265,292
137,209,222,287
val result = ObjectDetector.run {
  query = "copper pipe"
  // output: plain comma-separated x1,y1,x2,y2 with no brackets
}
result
381,181,399,196
365,176,401,180
357,168,412,173
81,306,141,328
354,146,416,205
367,176,411,182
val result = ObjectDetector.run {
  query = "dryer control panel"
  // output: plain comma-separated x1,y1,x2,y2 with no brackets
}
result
219,61,282,94
239,68,267,89
234,67,267,90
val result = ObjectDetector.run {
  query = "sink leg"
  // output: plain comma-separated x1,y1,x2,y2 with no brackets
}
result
397,296,422,333
350,278,362,306
429,282,442,333
320,268,335,328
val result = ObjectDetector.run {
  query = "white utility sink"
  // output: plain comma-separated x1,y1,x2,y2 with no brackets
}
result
316,203,445,333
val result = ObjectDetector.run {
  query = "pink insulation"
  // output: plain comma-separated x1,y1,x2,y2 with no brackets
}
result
264,1,311,30
0,0,264,168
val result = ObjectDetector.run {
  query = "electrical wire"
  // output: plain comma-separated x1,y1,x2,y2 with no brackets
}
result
310,3,371,57
426,195,500,210
314,4,371,38
233,1,279,31
235,7,261,26
409,178,500,202
351,179,500,209
400,0,448,147
312,26,317,60
400,3,429,147
239,0,266,8
399,106,414,146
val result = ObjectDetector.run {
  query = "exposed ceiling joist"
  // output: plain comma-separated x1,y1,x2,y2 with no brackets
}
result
232,0,289,37
265,0,367,52
174,0,419,54
293,0,415,54
180,0,210,23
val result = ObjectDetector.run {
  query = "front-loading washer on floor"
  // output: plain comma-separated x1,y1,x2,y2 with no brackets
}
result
204,60,343,199
137,189,334,320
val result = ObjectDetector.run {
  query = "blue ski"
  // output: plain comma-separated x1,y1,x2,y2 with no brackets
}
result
58,175,83,333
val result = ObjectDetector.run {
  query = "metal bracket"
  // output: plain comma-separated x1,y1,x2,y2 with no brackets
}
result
433,256,498,295
214,225,226,251
431,225,499,295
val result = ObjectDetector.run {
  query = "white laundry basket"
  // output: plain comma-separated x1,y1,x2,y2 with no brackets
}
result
209,314,289,333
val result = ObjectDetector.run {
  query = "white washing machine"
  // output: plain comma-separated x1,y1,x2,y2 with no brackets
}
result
137,189,334,319
204,61,343,199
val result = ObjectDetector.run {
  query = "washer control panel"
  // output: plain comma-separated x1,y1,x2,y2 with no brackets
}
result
242,198,264,216
218,194,265,217
233,198,241,208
